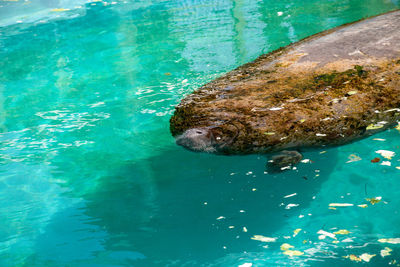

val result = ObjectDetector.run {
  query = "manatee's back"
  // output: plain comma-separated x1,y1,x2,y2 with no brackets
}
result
170,10,400,154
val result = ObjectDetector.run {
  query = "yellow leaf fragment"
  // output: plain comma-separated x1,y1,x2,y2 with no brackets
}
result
264,132,275,135
396,123,400,132
332,240,340,244
283,250,304,256
344,254,361,262
251,235,277,243
293,228,301,237
380,247,392,257
299,119,306,123
51,8,70,11
367,124,383,130
346,154,361,163
329,207,337,210
333,229,350,235
358,204,368,208
378,238,400,244
280,243,294,251
366,197,382,205
347,90,357,95
359,253,376,262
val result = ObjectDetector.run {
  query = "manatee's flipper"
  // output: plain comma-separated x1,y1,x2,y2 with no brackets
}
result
266,150,303,172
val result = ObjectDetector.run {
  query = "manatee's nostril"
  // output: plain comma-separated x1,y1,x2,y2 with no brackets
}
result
196,130,203,134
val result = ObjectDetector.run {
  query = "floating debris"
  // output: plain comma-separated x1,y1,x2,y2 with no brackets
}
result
347,90,358,95
344,254,361,262
317,230,336,239
264,132,276,135
285,204,299,209
333,229,350,235
381,161,391,166
381,247,392,257
346,154,361,163
342,238,354,242
283,250,304,256
284,193,297,198
359,253,376,262
366,124,384,130
280,243,294,251
239,263,252,267
373,138,386,141
329,203,354,207
251,235,277,243
216,216,225,220
51,8,70,11
375,150,395,159
366,197,382,205
378,238,400,244
358,204,368,208
293,229,302,237
371,157,381,163
269,107,284,111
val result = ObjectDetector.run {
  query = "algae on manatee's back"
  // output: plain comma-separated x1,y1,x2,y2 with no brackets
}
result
170,10,400,155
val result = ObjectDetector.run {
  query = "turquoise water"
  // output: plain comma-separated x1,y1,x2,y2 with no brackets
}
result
1,0,400,266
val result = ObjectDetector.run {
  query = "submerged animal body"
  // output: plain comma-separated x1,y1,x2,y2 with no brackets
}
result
170,10,400,155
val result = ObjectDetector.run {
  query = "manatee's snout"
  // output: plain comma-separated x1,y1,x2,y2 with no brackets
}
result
175,127,216,153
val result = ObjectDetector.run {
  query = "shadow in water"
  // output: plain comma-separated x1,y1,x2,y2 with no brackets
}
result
77,146,338,266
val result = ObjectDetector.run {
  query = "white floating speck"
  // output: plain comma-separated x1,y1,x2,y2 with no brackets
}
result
216,216,225,220
375,150,395,159
243,227,248,232
277,11,283,16
329,203,354,207
342,238,354,243
269,107,283,111
316,133,327,137
301,159,311,163
317,230,336,239
285,203,299,209
238,263,252,267
284,193,297,198
381,161,391,166
322,117,333,121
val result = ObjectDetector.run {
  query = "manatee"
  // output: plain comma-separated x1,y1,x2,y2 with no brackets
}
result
170,10,400,168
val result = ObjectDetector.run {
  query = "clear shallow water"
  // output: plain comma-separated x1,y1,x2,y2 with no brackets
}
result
1,0,400,266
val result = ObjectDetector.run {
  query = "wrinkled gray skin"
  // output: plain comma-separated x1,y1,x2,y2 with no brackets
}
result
175,125,239,153
175,128,217,153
